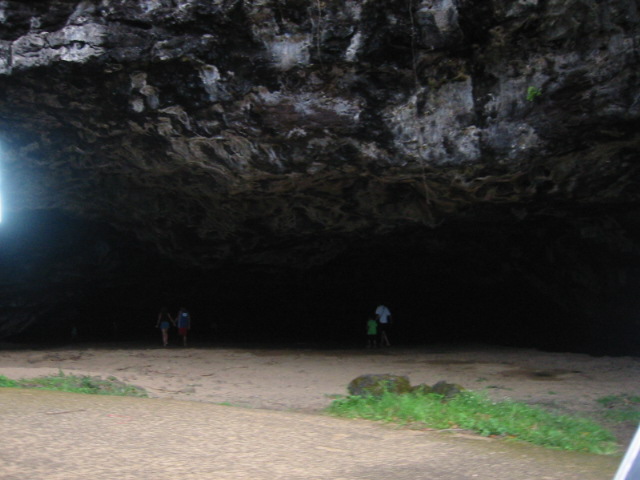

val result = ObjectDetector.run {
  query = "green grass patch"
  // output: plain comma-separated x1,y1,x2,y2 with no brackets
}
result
0,371,147,397
597,394,640,423
327,391,617,455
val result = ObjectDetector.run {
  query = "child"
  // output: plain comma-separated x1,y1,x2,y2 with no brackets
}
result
366,317,378,348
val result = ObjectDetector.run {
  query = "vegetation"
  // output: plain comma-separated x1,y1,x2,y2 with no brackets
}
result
0,371,147,397
526,85,542,102
327,390,618,455
597,394,640,423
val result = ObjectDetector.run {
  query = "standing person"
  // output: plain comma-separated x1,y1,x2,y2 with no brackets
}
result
366,317,378,348
375,304,392,347
155,307,175,347
176,307,191,347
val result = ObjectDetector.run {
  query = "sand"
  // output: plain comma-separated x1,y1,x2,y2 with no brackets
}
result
1,341,639,447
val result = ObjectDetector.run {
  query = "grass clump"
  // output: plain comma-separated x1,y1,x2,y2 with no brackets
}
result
526,85,542,102
0,371,147,397
327,390,617,455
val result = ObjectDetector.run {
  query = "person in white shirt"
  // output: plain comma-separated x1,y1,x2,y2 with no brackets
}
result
375,304,392,347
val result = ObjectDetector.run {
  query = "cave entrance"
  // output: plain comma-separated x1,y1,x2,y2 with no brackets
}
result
2,210,640,357
0,152,3,224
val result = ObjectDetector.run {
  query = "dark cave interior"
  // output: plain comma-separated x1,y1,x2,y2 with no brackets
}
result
2,207,639,357
0,0,637,360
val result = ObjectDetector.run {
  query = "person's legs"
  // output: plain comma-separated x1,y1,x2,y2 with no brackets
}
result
178,327,188,346
162,328,169,346
380,326,390,346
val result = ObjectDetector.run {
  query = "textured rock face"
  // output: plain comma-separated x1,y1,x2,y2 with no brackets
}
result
0,1,638,348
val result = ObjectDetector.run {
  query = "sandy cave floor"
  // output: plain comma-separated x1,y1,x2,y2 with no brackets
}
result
0,341,639,449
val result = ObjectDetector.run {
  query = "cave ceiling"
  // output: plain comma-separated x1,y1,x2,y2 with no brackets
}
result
0,0,638,273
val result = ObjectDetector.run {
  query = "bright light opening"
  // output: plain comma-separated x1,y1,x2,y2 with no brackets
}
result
0,150,3,224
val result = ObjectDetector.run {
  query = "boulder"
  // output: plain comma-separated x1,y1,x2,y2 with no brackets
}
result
347,375,466,400
431,381,466,399
410,383,434,396
347,374,412,397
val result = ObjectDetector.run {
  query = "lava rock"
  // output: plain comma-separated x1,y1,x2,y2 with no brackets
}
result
431,381,465,399
347,374,412,397
410,383,434,396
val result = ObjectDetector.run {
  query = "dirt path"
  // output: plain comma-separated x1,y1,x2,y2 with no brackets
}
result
0,388,620,480
1,343,638,413
0,341,638,477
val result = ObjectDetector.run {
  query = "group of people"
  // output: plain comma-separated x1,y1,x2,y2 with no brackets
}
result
155,307,192,347
366,304,392,348
158,304,391,348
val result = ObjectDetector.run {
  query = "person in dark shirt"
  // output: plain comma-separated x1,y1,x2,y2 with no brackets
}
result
176,307,191,347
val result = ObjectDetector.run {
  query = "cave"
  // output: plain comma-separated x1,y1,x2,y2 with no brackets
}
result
0,0,639,356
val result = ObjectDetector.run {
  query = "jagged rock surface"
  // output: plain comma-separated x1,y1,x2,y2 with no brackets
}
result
0,0,638,347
